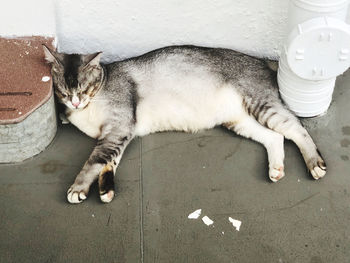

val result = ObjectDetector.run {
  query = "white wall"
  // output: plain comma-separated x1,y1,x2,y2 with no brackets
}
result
55,0,289,62
0,0,55,37
2,0,350,62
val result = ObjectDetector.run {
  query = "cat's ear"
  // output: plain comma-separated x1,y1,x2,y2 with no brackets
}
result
83,52,102,70
42,45,62,66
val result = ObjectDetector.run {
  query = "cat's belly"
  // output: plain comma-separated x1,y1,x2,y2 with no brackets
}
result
67,102,106,139
134,86,244,136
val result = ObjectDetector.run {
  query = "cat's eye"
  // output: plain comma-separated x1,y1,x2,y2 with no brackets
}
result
77,83,87,93
55,89,68,98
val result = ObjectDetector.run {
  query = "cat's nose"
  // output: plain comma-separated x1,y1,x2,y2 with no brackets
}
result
72,101,80,107
72,96,80,108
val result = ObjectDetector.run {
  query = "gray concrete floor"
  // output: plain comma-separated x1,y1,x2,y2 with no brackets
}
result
1,70,350,263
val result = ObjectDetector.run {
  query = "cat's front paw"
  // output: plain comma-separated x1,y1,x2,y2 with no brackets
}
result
67,184,89,204
100,190,115,203
98,163,115,204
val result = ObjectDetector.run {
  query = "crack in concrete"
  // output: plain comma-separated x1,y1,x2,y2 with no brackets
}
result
1,181,69,186
143,135,226,154
224,140,243,160
125,135,227,161
273,192,320,212
213,192,320,216
139,138,144,263
106,213,111,226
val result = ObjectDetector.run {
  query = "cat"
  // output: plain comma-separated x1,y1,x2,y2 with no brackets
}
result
43,45,327,204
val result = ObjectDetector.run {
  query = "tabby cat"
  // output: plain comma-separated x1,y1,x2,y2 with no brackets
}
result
43,45,326,204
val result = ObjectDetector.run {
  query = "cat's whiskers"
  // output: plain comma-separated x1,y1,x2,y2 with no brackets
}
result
90,98,109,102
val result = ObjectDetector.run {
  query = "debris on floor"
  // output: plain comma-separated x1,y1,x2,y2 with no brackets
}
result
188,209,202,219
202,216,214,226
228,217,242,231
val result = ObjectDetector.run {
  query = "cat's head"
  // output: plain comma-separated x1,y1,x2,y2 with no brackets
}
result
43,45,103,110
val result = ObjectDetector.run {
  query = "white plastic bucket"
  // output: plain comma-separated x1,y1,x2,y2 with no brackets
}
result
277,0,349,117
288,0,349,31
277,52,336,117
278,51,336,93
279,88,333,117
278,76,334,102
280,94,332,117
285,17,350,81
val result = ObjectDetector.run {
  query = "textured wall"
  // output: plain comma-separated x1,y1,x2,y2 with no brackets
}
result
0,0,55,37
2,1,350,62
55,0,289,62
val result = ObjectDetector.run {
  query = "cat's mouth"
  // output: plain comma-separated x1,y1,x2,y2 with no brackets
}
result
66,98,90,110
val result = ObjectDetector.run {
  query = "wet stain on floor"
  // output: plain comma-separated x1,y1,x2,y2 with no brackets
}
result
341,155,349,161
340,138,350,148
39,160,62,174
342,126,350,135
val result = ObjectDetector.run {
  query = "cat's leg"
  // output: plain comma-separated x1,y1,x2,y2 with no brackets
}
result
59,112,70,124
67,130,134,204
96,134,133,203
223,116,285,182
67,162,103,204
253,102,326,179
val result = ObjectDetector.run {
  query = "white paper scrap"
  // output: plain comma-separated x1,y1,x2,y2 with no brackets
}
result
202,216,214,226
188,209,202,219
229,217,242,231
42,76,50,82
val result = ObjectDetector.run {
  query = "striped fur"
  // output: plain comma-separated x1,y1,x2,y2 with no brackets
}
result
44,45,327,204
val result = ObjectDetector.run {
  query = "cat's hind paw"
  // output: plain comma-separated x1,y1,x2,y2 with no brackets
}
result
310,163,326,180
269,166,285,183
307,153,327,180
67,184,89,204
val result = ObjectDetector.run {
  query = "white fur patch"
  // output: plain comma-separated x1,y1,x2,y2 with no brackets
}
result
127,57,246,136
134,85,244,135
67,100,107,138
72,95,80,105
